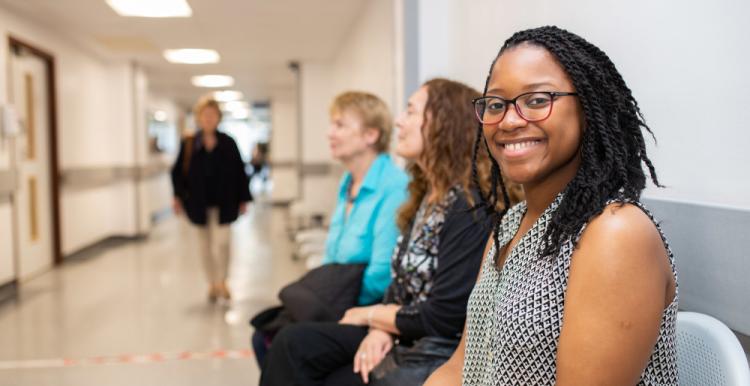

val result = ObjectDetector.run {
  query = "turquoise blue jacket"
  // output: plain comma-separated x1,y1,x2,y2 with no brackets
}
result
323,154,409,305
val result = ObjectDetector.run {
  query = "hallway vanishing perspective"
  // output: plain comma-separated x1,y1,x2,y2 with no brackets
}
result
0,203,305,385
1,0,750,385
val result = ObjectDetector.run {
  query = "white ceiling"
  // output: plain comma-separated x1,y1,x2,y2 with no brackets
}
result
0,0,368,107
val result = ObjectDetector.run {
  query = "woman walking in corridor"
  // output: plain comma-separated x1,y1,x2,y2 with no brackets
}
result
171,97,252,303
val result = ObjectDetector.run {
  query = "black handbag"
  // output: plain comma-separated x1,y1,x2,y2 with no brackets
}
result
369,336,459,386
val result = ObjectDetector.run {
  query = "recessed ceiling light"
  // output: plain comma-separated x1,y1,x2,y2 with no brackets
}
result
191,75,234,88
213,90,244,102
106,0,192,18
164,49,220,64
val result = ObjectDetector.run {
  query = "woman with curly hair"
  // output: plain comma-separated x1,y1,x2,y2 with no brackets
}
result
426,26,678,386
260,78,520,386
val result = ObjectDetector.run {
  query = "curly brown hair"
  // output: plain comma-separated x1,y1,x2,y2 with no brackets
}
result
396,78,522,232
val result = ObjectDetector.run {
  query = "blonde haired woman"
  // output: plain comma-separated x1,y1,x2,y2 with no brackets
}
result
251,91,408,365
324,91,408,306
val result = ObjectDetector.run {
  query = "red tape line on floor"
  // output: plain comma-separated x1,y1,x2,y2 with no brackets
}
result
0,349,254,370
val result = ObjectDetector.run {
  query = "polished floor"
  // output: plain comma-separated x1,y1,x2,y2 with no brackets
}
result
0,202,307,386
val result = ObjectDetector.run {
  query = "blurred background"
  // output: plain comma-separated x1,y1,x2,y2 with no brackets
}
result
0,0,747,385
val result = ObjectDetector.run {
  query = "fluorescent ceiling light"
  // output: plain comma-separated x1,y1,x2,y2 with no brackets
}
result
106,0,192,18
213,90,244,102
164,49,219,64
191,75,234,88
222,101,249,111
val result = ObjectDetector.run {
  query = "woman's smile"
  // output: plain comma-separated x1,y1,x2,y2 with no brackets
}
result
494,137,546,160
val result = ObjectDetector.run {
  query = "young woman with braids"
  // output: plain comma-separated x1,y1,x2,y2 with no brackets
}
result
425,26,678,386
260,79,521,386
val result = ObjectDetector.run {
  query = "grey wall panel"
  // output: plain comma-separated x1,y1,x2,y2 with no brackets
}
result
300,163,331,176
60,163,171,190
643,198,750,335
403,0,420,100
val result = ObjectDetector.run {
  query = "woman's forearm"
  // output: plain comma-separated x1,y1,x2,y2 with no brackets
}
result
368,304,401,335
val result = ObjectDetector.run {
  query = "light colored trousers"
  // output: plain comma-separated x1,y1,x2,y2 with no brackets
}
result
193,208,231,284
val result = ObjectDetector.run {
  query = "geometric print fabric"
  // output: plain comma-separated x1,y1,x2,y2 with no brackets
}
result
462,195,679,385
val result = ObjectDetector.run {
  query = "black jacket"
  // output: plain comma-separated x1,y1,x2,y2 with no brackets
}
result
384,188,491,343
250,263,367,333
170,131,252,225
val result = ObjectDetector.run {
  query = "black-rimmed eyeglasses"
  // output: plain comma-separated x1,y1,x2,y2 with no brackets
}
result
472,91,578,124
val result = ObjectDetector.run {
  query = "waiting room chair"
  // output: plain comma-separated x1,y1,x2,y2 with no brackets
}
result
676,311,750,386
286,200,327,241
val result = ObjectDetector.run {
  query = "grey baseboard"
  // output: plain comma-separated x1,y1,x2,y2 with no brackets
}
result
64,235,147,263
0,280,18,305
60,164,171,191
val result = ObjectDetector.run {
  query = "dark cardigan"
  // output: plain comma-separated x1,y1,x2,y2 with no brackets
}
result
170,131,252,225
384,189,491,343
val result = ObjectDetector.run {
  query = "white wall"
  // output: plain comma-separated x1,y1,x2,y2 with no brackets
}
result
417,0,750,210
57,62,141,254
328,0,398,119
300,63,334,165
416,0,750,334
296,0,400,213
0,203,14,284
269,88,300,203
298,63,339,213
57,61,136,169
138,91,181,233
60,182,136,254
0,9,14,283
0,6,167,256
301,0,398,164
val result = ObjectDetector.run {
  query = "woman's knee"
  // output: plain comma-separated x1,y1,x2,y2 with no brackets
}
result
272,324,309,354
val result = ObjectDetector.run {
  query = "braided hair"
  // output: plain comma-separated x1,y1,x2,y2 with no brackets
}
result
471,26,662,262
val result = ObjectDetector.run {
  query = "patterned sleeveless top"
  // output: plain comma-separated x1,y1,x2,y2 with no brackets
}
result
462,195,679,385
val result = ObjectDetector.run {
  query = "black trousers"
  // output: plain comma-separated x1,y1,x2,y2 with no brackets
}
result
260,322,369,386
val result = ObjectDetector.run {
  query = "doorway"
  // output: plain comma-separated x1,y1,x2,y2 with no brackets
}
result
7,37,61,280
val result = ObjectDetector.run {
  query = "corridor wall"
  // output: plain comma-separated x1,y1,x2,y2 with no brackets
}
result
295,0,400,214
0,5,171,278
415,0,750,335
269,87,300,204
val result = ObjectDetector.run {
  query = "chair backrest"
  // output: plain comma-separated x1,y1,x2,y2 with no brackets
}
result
677,311,750,386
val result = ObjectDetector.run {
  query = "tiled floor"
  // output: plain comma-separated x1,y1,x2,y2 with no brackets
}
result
3,200,748,386
0,202,306,386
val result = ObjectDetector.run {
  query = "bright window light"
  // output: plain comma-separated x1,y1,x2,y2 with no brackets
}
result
231,109,251,120
106,0,192,18
213,90,244,102
191,75,235,88
222,101,249,111
153,110,168,122
164,49,219,64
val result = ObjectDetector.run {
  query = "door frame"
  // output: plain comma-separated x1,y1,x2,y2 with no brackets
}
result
8,36,62,266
